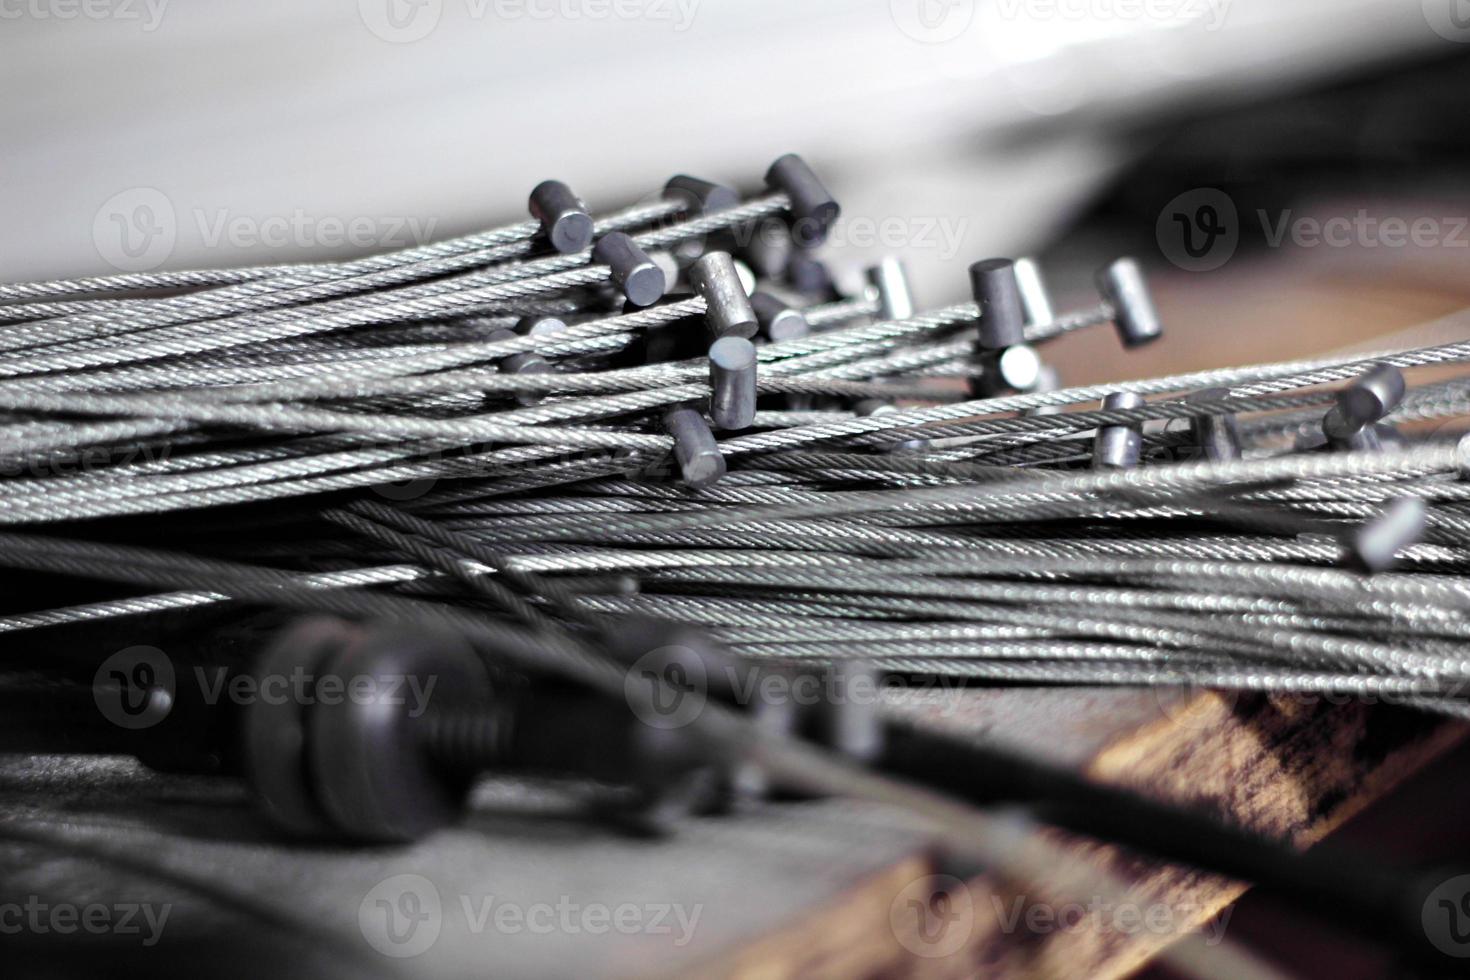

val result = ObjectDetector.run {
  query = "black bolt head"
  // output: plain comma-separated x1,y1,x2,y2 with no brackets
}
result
308,624,490,843
242,616,360,839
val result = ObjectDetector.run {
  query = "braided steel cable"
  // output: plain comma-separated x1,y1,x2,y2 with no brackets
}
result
0,201,784,378
5,162,1470,719
0,200,680,340
22,168,1470,979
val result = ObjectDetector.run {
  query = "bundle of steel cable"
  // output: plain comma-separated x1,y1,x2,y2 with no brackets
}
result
14,159,1470,978
1,156,1469,720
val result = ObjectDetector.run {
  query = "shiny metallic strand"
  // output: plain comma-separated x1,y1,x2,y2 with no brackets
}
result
4,173,1470,721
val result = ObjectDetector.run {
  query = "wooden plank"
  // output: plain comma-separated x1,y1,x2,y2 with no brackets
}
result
5,699,1459,978
688,691,1467,979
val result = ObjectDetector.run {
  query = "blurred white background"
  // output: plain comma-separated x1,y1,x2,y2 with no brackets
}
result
0,0,1454,300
